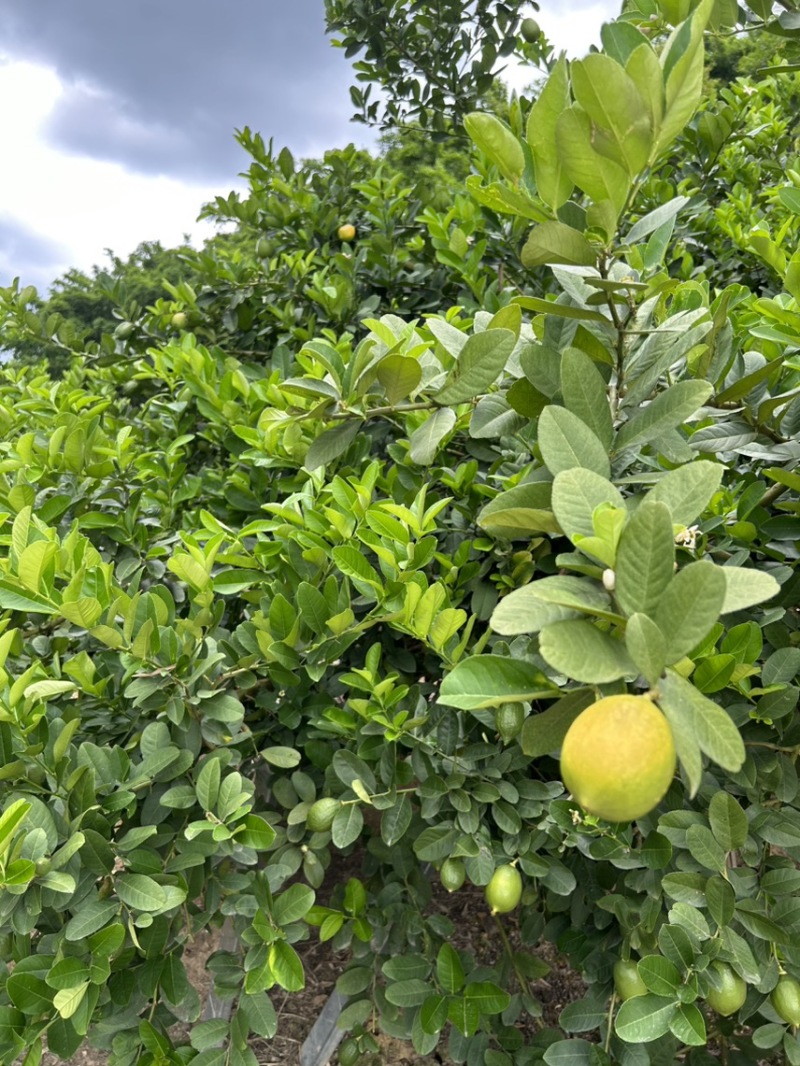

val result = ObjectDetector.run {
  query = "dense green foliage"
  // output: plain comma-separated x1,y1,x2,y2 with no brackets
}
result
1,2,800,1065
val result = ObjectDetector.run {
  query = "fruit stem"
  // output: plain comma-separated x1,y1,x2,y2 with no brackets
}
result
492,913,539,1023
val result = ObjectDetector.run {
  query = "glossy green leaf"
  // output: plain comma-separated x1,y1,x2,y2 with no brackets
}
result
439,654,557,709
539,620,636,683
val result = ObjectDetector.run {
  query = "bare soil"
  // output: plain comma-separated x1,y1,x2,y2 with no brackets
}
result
32,873,585,1066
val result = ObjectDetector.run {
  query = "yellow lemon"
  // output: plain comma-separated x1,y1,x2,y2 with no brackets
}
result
560,695,676,822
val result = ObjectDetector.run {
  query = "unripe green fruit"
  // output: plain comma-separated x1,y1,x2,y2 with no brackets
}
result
772,976,800,1027
34,859,52,877
495,702,525,743
440,858,466,893
255,237,271,259
485,864,522,915
613,959,647,1001
338,1037,360,1066
307,797,341,832
706,962,747,1017
114,321,134,340
337,223,356,241
171,312,188,330
521,17,541,41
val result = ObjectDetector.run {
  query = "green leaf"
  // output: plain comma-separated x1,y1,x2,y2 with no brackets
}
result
657,0,714,155
655,561,726,664
556,105,630,216
539,620,636,683
543,1039,601,1066
626,197,691,244
538,405,611,479
478,482,560,539
0,799,30,858
638,956,681,996
236,814,276,851
420,993,449,1035
115,874,168,912
552,468,624,539
626,613,667,685
659,670,745,772
670,1003,706,1046
381,794,412,847
644,460,723,526
409,408,457,465
273,884,315,926
377,354,422,405
331,804,364,848
439,654,557,710
385,979,433,1008
560,349,614,450
269,941,304,992
0,580,55,613
685,824,726,872
615,994,677,1043
521,222,597,268
465,112,524,182
520,690,594,758
491,576,612,636
615,381,713,453
64,901,120,941
708,792,748,851
614,500,675,618
526,55,573,210
720,567,781,614
464,981,511,1014
437,943,465,994
570,54,652,175
305,420,361,471
437,328,516,405
656,682,702,797
7,973,53,1015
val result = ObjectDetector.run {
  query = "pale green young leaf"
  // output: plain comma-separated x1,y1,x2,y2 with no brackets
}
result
409,408,457,465
436,328,516,405
539,620,636,683
521,222,597,268
538,406,611,479
551,468,624,539
555,106,630,216
655,561,726,664
465,112,524,182
560,348,614,450
526,54,573,209
570,54,652,175
377,354,422,405
626,613,668,685
615,381,713,453
614,500,675,618
720,567,781,614
660,670,745,772
644,460,723,526
477,481,561,539
438,654,557,709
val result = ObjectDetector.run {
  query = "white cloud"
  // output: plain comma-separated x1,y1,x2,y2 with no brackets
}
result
0,57,228,294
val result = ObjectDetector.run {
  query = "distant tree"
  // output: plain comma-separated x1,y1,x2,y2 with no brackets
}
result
324,0,548,135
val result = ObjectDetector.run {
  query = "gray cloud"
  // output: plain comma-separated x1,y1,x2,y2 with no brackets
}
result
0,217,70,294
0,0,371,181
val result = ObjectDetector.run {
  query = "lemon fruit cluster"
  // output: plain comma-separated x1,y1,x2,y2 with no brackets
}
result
560,695,676,823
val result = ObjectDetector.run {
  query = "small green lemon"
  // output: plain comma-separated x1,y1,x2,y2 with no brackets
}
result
307,798,341,832
772,976,800,1027
440,858,466,893
613,959,647,1001
706,962,747,1017
495,702,525,743
171,312,188,330
560,695,676,823
520,16,541,41
485,865,522,915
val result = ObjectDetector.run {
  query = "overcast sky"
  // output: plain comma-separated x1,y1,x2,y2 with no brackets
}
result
0,0,619,296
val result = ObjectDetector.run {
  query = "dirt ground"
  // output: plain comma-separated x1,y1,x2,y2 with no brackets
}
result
33,874,584,1066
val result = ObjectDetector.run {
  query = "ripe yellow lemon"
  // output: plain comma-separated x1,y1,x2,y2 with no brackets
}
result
337,223,356,241
560,695,676,822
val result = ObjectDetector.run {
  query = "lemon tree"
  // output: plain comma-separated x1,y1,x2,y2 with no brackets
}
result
0,0,798,1063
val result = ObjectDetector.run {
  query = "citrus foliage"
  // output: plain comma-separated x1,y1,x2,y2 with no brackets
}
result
0,2,799,1065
